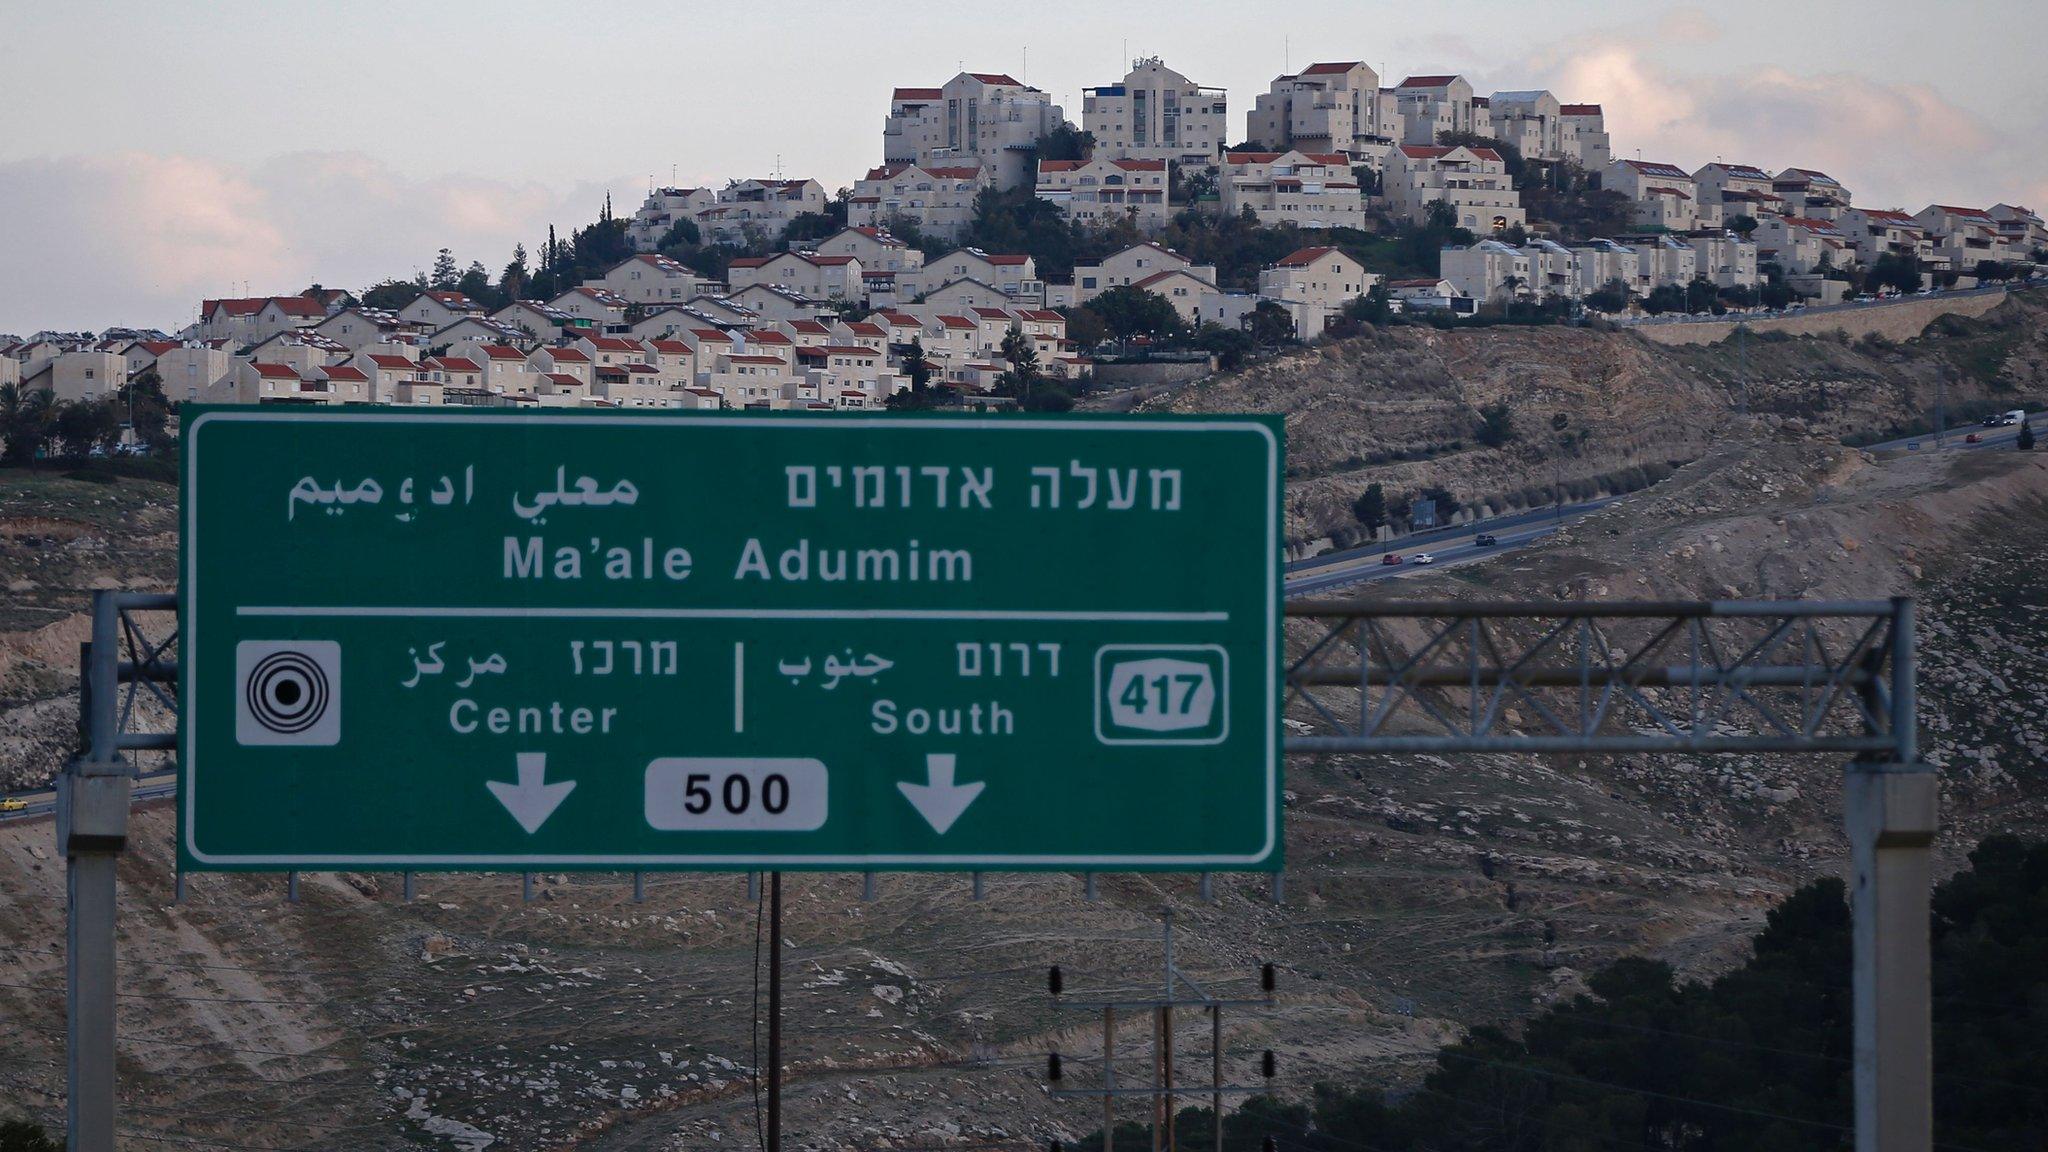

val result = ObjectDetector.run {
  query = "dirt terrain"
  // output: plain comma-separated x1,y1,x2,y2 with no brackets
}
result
2,297,2046,1150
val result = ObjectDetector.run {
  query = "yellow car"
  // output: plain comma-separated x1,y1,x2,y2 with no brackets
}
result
0,797,28,813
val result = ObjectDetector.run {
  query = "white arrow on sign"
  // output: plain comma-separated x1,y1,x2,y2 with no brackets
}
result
487,751,576,834
897,752,984,835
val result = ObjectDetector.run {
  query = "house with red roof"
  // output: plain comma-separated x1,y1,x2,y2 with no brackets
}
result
1035,157,1171,232
898,249,1043,305
1559,104,1611,170
1694,163,1783,228
882,71,1065,191
1387,145,1524,233
848,162,992,242
547,286,634,328
1912,205,2017,270
1606,159,1702,232
1773,169,1852,221
1259,247,1382,328
351,352,423,402
525,345,593,389
195,294,326,346
1065,243,1217,310
726,251,866,302
1836,209,1931,267
1247,61,1396,161
811,227,926,275
692,178,827,245
1753,215,1854,275
728,283,834,324
1220,151,1365,229
588,253,709,306
1394,75,1480,146
399,290,485,329
624,186,718,252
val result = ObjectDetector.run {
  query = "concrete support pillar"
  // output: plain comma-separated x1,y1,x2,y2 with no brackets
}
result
1844,767,1937,1152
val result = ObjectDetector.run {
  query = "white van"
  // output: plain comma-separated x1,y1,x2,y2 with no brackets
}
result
2003,410,2027,426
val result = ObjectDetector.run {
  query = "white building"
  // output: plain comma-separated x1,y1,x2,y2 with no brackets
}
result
1606,159,1701,232
1558,104,1611,170
1256,245,1379,331
626,187,718,251
589,254,709,305
883,72,1067,191
1219,150,1365,229
1386,145,1524,233
1082,57,1227,168
1246,61,1397,162
1035,157,1170,232
1693,163,1783,226
1393,75,1480,146
848,162,991,243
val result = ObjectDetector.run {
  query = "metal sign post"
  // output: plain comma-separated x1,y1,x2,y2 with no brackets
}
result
1282,597,1933,1152
177,409,1283,873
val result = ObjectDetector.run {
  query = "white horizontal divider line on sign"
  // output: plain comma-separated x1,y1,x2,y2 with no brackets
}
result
235,606,1230,622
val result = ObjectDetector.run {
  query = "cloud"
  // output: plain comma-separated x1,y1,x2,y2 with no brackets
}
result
1528,24,2044,213
0,152,621,334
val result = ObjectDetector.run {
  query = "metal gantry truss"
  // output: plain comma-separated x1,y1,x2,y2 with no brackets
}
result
1282,598,1915,760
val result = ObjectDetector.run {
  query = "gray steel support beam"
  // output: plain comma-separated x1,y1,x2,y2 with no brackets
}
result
63,591,129,1152
1846,768,1936,1152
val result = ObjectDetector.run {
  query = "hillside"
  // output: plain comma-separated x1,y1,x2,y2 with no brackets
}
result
3,298,2047,1149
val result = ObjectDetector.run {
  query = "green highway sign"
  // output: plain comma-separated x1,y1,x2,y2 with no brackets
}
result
179,408,1282,871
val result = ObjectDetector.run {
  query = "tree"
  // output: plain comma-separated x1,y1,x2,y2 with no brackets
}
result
1246,301,1296,345
1193,323,1254,370
1033,122,1095,163
1685,276,1721,315
499,244,530,302
1352,483,1388,533
457,261,496,309
1059,304,1110,349
0,1120,62,1152
1425,198,1459,230
358,279,420,311
2019,420,2036,451
1082,285,1184,338
1640,283,1688,315
1584,278,1631,314
1728,213,1759,237
50,399,121,459
430,247,459,289
0,383,53,463
1973,259,2013,283
657,217,701,250
1475,400,1517,447
117,372,172,451
782,212,842,243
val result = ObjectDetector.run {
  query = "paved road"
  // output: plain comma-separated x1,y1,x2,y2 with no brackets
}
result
0,770,176,824
1867,419,2029,454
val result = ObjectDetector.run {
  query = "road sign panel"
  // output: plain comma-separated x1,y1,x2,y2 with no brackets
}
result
180,408,1281,871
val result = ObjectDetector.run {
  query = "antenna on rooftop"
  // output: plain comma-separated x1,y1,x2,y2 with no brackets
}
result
1023,45,1027,84
1285,35,1290,73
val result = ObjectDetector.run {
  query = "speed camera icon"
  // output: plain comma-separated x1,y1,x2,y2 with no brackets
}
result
235,640,341,746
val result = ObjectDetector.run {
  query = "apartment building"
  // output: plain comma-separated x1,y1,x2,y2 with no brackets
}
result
527,345,593,388
25,350,128,402
1386,145,1524,233
847,163,990,242
1393,76,1481,146
1572,238,1640,298
1219,150,1365,229
1693,163,1782,224
728,284,832,322
626,186,718,251
1083,57,1227,168
468,344,534,395
547,286,633,329
1912,205,2012,270
493,301,582,345
882,72,1066,191
1487,91,1562,161
314,307,419,353
1558,104,1611,170
1035,157,1170,232
353,352,422,401
1621,233,1701,291
1837,208,1930,267
1068,243,1216,304
1439,239,1533,303
150,344,236,403
1685,233,1761,289
1773,169,1851,220
1246,62,1396,162
589,254,708,305
1987,204,2047,254
694,179,828,245
1606,159,1701,231
727,252,866,301
1753,215,1851,274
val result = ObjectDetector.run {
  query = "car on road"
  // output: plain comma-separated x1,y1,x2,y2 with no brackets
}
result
1966,432,1982,444
0,797,27,813
1412,553,1436,565
1381,554,1404,566
1983,414,2005,427
1475,533,1498,547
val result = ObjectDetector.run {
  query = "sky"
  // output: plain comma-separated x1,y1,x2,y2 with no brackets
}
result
4,0,2046,334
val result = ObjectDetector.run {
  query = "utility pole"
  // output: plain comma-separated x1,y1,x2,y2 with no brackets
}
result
768,871,783,1152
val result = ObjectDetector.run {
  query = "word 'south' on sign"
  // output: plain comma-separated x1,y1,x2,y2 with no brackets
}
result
179,409,1282,872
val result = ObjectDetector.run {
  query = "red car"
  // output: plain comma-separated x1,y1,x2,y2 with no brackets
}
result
1966,433,1982,444
1381,553,1404,566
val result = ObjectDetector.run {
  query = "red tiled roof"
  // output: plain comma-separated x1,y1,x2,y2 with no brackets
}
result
1399,144,1501,163
1017,310,1064,322
1225,152,1286,165
543,346,591,362
728,257,771,269
434,357,482,372
582,336,642,352
845,322,886,336
475,344,525,360
750,330,796,343
1038,160,1083,173
691,328,734,342
1559,103,1602,116
967,72,1021,85
971,307,1013,319
1275,246,1340,268
651,339,691,354
365,354,415,370
726,354,788,365
250,362,298,379
1621,159,1691,179
937,315,977,329
323,365,368,381
1646,186,1693,200
135,340,180,356
543,373,583,386
1301,61,1362,76
982,253,1029,265
1932,205,1992,219
1398,75,1460,89
422,290,476,307
893,86,943,101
